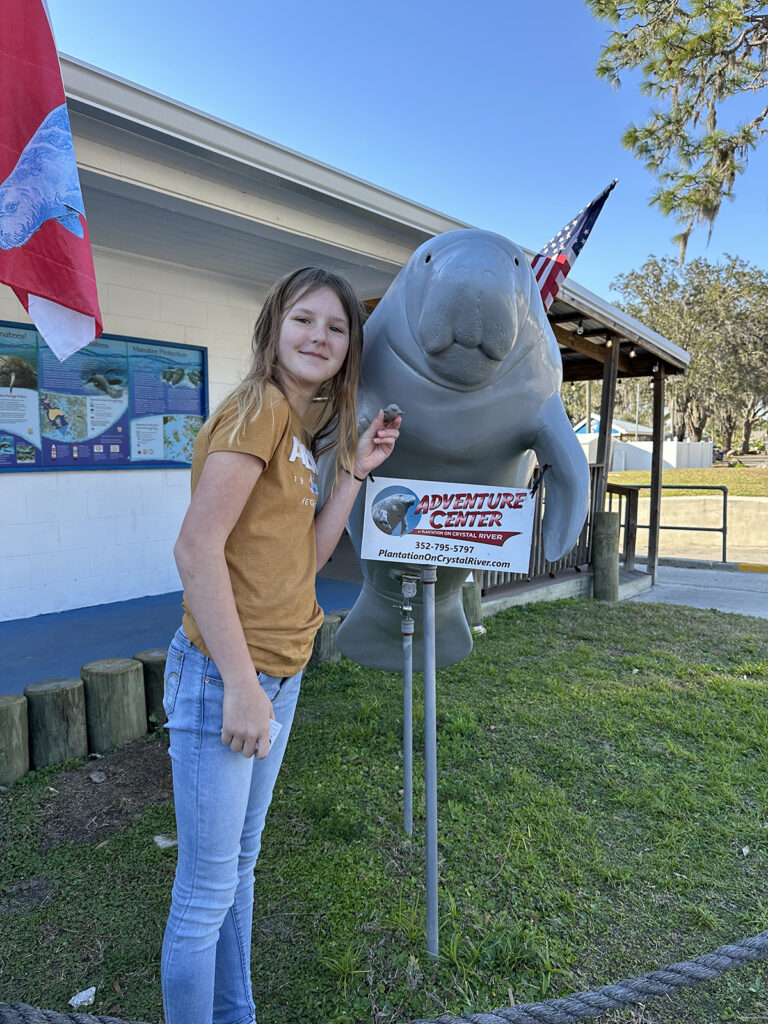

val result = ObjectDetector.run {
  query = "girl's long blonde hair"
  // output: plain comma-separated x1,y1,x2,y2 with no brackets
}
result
220,267,364,474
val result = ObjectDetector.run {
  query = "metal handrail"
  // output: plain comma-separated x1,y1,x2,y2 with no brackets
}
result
604,483,638,570
607,484,728,563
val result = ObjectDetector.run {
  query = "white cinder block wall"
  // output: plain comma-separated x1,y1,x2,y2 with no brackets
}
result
0,249,263,621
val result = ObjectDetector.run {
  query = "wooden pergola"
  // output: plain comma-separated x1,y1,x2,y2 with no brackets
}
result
534,282,689,587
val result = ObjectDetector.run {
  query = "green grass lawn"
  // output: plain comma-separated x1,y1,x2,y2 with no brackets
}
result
1,600,768,1024
608,467,768,498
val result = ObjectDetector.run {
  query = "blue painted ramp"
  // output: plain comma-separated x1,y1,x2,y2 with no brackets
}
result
0,579,361,697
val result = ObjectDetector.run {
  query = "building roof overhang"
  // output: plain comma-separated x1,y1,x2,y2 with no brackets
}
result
61,55,464,302
61,55,689,380
543,275,689,379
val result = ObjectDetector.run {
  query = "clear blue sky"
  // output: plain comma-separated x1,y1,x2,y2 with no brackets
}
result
47,0,767,301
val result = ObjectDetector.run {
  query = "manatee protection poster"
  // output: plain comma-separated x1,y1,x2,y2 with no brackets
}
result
0,325,206,470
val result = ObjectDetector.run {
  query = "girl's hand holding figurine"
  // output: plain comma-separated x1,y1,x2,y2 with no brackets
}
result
355,407,402,476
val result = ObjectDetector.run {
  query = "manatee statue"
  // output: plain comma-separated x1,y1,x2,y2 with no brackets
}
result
0,105,86,250
320,228,590,671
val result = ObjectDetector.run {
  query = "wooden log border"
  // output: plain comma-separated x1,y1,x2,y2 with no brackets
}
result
0,611,346,787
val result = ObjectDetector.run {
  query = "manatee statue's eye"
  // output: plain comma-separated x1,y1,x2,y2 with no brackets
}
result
514,257,519,266
424,254,431,263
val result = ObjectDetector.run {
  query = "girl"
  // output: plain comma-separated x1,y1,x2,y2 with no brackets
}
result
161,267,400,1024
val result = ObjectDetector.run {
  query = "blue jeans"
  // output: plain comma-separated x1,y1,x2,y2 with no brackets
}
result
161,626,302,1024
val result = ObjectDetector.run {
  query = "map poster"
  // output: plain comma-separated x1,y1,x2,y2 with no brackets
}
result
37,336,130,467
128,342,204,465
0,325,42,468
0,323,207,472
361,476,536,573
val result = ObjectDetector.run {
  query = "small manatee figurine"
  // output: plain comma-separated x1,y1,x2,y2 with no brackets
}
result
320,228,590,671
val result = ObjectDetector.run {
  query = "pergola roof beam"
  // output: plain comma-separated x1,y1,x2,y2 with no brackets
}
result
552,325,632,375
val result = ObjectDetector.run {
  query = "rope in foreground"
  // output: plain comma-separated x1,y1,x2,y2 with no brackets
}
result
405,929,768,1024
1,929,767,1024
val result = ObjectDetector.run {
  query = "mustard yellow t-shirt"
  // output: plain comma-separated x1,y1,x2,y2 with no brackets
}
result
182,385,324,675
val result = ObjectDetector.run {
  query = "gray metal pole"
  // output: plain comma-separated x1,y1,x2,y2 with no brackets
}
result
421,565,439,960
400,577,417,837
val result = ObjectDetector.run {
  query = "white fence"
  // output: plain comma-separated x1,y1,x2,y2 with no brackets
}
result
577,435,713,471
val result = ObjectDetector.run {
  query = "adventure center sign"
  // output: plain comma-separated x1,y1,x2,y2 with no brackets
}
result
361,476,536,573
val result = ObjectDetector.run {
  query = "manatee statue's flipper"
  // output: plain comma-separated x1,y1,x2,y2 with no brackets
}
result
533,394,590,562
336,578,473,672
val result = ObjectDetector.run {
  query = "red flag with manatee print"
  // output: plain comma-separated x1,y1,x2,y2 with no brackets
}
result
0,0,102,361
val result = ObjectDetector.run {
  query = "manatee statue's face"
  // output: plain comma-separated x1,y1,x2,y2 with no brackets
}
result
0,185,39,249
400,230,531,388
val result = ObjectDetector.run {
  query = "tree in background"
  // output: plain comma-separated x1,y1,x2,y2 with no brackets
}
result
587,1,768,257
563,379,655,437
614,377,654,430
563,381,588,427
612,256,712,441
612,254,768,448
714,256,768,451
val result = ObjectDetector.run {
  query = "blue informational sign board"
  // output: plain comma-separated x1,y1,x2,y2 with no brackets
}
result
0,322,208,472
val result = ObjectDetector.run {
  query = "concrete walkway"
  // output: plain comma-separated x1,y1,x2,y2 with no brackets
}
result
3,563,765,700
629,564,768,619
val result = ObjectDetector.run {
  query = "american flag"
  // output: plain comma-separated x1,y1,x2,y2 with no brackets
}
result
531,179,617,312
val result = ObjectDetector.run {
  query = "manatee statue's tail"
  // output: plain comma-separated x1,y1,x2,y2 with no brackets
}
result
336,579,473,672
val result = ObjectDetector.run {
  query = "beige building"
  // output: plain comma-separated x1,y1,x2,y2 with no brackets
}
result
0,56,688,621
